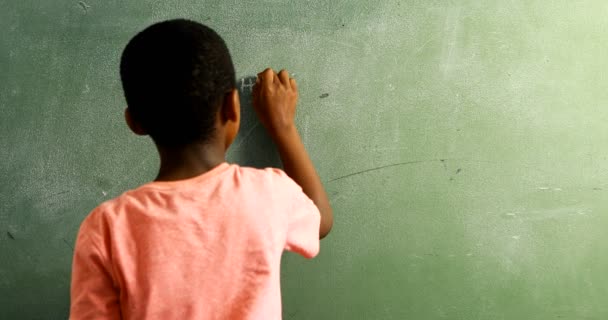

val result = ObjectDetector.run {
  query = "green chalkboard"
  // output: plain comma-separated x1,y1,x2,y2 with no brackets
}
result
2,0,608,319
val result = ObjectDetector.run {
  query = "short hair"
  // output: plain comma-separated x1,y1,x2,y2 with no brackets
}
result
120,19,236,147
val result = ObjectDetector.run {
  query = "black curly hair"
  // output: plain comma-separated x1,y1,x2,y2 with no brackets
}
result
120,19,236,147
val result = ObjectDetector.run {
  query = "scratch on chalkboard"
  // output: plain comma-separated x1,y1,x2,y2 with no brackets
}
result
329,158,499,182
63,238,74,250
7,231,15,240
329,159,444,182
78,1,91,14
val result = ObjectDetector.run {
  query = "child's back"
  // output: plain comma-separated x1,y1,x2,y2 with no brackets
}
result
70,19,332,320
72,165,319,319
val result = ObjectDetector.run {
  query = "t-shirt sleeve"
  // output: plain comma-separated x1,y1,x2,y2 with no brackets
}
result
272,169,321,258
70,214,121,320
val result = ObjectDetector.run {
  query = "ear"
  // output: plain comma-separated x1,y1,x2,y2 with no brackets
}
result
219,89,241,148
124,108,147,136
220,89,240,124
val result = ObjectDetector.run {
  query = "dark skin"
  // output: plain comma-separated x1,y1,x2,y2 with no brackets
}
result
126,88,240,182
125,68,333,238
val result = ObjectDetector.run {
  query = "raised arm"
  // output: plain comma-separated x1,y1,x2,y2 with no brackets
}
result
252,68,333,238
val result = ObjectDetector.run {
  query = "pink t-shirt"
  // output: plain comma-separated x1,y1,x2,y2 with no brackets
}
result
70,163,321,320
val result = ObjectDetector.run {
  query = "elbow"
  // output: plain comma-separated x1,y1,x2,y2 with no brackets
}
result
319,207,334,239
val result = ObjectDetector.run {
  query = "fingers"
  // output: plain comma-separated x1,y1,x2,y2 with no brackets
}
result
253,75,261,94
278,70,290,88
257,68,296,90
290,78,297,92
257,68,275,87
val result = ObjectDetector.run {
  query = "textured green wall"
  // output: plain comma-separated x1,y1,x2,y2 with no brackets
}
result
2,1,608,319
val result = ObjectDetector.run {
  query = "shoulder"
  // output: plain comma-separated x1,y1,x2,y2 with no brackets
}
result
231,166,311,211
77,201,111,237
231,165,297,188
230,164,282,176
76,191,136,242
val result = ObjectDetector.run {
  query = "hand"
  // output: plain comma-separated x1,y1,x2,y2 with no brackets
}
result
252,68,299,138
252,68,333,238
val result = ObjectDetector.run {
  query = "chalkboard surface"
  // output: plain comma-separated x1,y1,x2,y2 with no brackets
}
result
2,1,608,319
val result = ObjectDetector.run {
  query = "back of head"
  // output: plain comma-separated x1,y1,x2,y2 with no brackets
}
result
120,19,236,147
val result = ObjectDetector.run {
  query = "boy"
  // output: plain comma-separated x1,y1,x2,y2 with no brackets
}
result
70,19,333,319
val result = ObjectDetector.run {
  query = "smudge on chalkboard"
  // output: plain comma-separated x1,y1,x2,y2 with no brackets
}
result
319,93,329,99
78,1,91,14
7,231,15,240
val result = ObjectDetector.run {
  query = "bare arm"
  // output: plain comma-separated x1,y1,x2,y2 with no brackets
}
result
252,68,333,238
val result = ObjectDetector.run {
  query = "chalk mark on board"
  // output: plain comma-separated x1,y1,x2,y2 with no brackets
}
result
441,7,461,78
415,34,442,54
239,77,256,93
501,207,590,222
7,231,15,240
399,33,443,69
232,122,261,149
78,1,91,14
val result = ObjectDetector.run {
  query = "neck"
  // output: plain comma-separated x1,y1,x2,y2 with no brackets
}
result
155,141,226,182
